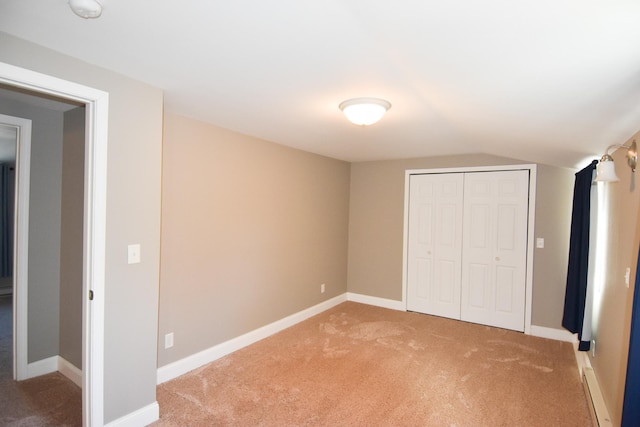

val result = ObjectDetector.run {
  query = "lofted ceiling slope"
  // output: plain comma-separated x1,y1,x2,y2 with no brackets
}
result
1,1,640,168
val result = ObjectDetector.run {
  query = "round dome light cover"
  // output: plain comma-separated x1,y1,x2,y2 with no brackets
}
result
339,97,391,126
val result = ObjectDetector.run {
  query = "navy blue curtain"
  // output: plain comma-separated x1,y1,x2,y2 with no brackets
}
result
0,163,11,277
562,160,598,351
622,246,640,426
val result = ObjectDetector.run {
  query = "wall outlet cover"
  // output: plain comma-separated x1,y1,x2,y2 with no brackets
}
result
165,333,174,349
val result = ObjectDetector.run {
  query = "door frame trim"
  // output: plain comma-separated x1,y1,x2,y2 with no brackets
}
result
402,164,537,334
0,113,32,381
0,62,108,427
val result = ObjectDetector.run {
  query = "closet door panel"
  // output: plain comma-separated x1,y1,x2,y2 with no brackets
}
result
468,263,489,308
407,173,463,319
461,170,529,332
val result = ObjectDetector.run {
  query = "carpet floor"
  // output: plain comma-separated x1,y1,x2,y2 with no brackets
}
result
153,302,592,426
0,294,82,427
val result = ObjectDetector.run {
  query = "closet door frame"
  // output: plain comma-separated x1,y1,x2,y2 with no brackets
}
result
402,164,537,335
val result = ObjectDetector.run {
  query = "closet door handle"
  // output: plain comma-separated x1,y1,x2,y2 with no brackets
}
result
495,256,501,262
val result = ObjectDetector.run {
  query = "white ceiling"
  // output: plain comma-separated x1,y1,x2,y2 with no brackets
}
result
2,1,640,169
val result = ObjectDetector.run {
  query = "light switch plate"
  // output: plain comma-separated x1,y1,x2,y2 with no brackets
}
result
128,244,141,264
625,267,631,287
165,333,174,349
536,238,544,249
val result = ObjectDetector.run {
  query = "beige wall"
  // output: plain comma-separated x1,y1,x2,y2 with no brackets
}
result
0,32,164,423
531,164,575,328
589,130,640,425
59,106,85,369
347,154,575,328
158,112,351,366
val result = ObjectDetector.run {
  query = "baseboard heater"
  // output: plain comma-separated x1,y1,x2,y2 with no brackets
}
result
582,367,613,427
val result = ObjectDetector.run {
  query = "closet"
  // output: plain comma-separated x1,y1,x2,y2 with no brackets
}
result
406,168,531,332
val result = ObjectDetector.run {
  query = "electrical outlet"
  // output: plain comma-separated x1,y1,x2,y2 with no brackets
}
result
165,333,174,349
320,283,325,294
592,340,596,357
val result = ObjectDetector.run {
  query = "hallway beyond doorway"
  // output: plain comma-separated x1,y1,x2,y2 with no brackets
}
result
0,294,81,425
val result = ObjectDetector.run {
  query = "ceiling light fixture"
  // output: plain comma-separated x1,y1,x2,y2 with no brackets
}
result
594,139,637,183
69,0,103,19
339,97,391,126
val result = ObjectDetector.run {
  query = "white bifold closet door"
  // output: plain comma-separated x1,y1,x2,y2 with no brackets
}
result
461,170,529,332
406,173,464,319
407,170,529,332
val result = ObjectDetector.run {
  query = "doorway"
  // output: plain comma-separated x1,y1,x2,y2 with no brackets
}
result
0,99,87,423
0,62,108,427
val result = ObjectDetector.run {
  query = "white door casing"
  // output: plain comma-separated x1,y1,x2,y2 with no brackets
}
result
407,173,463,319
0,62,108,427
0,113,31,381
460,170,529,332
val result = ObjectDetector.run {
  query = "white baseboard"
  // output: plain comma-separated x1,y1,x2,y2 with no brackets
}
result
26,355,82,388
531,328,589,383
156,292,420,384
346,295,577,345
573,340,592,376
58,356,82,388
26,355,58,379
157,293,574,389
583,366,613,427
529,325,577,343
571,342,613,427
104,402,159,427
346,292,405,311
157,294,348,384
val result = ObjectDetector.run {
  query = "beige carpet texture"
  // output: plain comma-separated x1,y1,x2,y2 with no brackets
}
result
0,295,82,427
154,302,592,426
